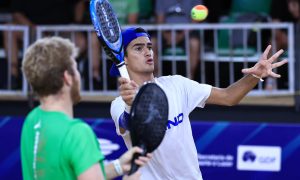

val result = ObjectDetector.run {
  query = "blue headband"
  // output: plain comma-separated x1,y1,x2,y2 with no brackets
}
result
109,27,150,77
122,27,150,51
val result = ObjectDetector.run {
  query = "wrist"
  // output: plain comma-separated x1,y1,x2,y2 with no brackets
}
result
112,159,124,176
125,104,131,113
251,74,264,82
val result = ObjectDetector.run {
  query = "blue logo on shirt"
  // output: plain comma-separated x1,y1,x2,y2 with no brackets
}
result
167,113,183,129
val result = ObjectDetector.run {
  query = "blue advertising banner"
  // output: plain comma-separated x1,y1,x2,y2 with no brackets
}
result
0,117,300,180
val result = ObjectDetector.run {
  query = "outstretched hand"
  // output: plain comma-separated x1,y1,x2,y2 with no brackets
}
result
241,45,288,79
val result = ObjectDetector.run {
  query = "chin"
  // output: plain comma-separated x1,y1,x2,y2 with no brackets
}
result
146,66,155,72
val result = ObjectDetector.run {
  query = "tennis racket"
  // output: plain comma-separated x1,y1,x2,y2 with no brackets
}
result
128,83,169,175
89,0,129,79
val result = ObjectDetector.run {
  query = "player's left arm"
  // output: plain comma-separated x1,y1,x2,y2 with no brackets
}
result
206,45,288,106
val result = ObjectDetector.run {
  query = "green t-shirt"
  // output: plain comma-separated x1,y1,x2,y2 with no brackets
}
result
110,0,139,25
21,107,105,180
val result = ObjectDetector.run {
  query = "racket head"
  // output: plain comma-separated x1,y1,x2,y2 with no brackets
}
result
129,83,169,153
89,0,124,64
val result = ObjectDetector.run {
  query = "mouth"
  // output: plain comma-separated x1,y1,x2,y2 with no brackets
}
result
146,58,154,64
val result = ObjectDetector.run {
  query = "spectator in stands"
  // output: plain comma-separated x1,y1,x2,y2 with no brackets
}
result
265,0,295,90
219,0,272,51
271,0,294,51
203,0,232,23
219,0,287,90
287,0,300,22
70,0,99,90
0,0,13,89
155,0,204,81
2,0,80,89
138,0,155,24
0,0,12,22
202,0,232,61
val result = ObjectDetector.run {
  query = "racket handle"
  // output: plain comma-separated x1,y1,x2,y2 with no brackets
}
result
128,152,140,175
118,64,130,79
128,144,146,175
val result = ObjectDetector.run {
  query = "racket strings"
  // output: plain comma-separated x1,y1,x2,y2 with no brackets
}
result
96,1,119,43
130,85,168,152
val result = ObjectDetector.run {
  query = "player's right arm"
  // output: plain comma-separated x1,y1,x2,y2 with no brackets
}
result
111,77,138,134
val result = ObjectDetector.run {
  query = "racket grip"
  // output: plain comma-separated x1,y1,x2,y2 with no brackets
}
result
118,64,130,79
128,144,146,175
128,152,140,175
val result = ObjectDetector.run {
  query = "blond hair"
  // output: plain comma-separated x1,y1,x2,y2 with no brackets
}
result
22,37,78,97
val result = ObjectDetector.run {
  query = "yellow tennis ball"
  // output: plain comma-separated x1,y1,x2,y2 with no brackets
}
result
191,5,208,21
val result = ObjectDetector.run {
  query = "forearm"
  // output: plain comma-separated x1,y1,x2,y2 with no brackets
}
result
105,162,121,180
224,74,260,105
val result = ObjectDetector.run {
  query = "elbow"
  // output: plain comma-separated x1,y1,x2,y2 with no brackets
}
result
223,97,240,106
226,101,239,106
223,90,242,106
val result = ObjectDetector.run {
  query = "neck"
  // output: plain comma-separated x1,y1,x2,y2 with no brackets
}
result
129,72,155,86
39,92,73,118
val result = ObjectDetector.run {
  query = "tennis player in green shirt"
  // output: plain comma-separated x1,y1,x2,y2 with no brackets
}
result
21,36,151,180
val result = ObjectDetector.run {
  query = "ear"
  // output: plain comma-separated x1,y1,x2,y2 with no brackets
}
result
63,70,73,86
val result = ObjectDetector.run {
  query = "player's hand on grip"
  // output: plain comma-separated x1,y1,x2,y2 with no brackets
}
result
118,77,139,106
122,170,141,180
119,146,152,174
241,45,288,79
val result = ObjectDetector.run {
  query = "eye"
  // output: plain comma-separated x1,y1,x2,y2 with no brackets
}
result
135,46,143,51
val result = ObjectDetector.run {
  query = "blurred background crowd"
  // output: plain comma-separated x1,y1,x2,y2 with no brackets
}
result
0,0,299,100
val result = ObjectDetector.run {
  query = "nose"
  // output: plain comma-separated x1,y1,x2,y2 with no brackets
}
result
144,48,151,57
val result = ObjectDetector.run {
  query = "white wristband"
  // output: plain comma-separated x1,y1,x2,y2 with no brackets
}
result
251,74,264,82
113,159,123,176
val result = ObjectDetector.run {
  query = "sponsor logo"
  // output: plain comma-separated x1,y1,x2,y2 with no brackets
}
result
98,138,120,156
167,113,183,129
243,151,256,162
237,145,281,171
198,154,234,168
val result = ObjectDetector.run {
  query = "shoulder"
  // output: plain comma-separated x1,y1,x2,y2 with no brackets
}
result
156,75,193,87
157,75,212,95
25,107,40,119
23,107,42,128
64,121,98,147
156,75,186,83
68,120,93,135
